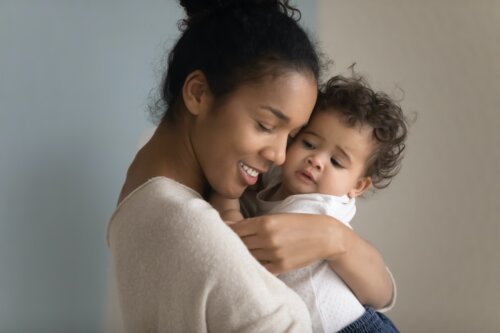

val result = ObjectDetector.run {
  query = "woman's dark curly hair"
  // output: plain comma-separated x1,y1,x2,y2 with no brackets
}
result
315,74,408,189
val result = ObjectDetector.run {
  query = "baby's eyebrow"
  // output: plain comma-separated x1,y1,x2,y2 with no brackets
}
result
336,146,351,163
301,130,352,163
301,130,324,140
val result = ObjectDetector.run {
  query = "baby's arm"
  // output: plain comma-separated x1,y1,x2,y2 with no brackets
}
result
210,192,244,223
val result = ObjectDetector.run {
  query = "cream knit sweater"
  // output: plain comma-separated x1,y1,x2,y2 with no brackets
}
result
107,177,312,332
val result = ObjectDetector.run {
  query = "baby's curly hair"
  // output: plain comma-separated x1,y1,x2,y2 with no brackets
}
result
315,74,408,189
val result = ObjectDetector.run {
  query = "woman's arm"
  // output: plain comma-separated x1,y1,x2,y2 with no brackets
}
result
230,213,394,309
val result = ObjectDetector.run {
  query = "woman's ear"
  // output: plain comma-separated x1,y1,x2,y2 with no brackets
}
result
182,70,212,116
348,177,372,198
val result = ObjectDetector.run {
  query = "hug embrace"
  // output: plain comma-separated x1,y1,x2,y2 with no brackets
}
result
108,1,408,332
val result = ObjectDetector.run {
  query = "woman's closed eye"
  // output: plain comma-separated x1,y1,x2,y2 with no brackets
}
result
256,122,274,133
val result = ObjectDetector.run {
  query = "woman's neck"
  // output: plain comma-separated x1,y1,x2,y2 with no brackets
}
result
118,119,208,204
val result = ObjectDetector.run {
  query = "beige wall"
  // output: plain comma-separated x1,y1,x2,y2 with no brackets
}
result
318,1,500,332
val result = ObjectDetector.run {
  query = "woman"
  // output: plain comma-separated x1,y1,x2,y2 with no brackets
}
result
108,0,393,331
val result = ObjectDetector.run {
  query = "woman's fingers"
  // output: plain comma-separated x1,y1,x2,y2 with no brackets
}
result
262,262,280,276
230,218,258,237
232,214,333,274
237,227,281,250
240,235,266,250
250,249,279,261
224,220,238,226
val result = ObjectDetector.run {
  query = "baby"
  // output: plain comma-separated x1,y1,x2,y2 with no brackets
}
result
212,74,407,333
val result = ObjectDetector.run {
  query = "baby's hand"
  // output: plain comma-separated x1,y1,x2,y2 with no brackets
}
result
209,192,244,223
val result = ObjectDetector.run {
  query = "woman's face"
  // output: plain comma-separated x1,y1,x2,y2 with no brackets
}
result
192,71,317,199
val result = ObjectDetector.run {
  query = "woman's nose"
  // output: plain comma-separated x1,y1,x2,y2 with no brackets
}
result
261,136,287,166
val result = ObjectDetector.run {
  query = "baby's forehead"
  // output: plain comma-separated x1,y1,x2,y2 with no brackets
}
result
306,108,369,132
300,111,377,155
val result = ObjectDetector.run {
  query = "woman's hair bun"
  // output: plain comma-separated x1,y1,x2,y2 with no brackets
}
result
179,0,296,20
179,0,218,18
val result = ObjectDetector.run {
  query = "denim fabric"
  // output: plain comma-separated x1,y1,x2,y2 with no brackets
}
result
337,307,400,333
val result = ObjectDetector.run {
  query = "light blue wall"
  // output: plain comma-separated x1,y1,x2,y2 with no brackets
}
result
0,1,317,332
0,1,183,332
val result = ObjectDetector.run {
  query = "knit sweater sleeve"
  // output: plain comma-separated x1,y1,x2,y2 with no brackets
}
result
108,178,312,332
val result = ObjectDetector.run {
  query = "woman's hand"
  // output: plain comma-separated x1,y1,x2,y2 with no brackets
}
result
230,213,346,275
231,212,394,309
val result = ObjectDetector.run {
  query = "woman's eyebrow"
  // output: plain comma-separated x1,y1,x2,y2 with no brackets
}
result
260,106,290,123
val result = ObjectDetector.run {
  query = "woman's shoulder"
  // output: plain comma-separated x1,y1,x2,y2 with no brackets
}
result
108,176,250,255
116,176,201,209
107,177,261,280
115,176,207,215
107,177,209,244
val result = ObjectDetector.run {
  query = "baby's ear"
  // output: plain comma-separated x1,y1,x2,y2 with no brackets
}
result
182,70,212,116
348,177,372,198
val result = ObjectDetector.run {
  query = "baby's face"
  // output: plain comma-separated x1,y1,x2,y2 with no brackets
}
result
281,110,374,198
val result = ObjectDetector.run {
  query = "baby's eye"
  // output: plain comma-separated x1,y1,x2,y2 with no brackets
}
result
301,140,315,149
330,158,345,169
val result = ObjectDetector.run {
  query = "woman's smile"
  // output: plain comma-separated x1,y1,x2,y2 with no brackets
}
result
239,161,262,186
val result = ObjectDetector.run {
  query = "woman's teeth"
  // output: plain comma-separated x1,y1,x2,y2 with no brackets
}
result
240,162,259,177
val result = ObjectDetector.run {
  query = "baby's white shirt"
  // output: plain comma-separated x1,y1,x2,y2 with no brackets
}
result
256,185,365,333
